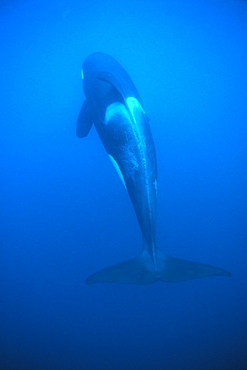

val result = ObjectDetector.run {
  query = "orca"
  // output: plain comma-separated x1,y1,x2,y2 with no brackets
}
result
77,52,231,284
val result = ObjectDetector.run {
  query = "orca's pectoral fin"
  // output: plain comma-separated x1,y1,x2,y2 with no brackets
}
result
76,99,93,138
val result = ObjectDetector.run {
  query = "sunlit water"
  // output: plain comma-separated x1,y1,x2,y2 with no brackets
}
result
1,1,246,369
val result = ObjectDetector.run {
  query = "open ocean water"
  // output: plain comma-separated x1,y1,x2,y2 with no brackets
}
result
0,0,247,369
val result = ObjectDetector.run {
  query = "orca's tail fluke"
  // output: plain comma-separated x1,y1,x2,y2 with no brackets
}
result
85,249,231,285
156,249,231,282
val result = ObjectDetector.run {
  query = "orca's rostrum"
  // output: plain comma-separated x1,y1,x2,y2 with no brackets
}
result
77,52,231,284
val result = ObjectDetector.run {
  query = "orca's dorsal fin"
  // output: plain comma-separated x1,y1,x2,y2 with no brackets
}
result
97,71,127,98
97,71,146,119
97,71,140,103
76,99,93,138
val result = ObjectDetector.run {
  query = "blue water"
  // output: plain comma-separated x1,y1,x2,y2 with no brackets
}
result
1,0,246,369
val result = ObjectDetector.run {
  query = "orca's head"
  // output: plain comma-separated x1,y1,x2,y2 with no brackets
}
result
81,53,116,102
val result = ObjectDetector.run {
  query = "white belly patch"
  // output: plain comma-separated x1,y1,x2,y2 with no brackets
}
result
108,154,126,189
104,102,129,125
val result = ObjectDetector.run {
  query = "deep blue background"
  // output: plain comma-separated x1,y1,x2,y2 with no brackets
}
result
1,0,246,369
